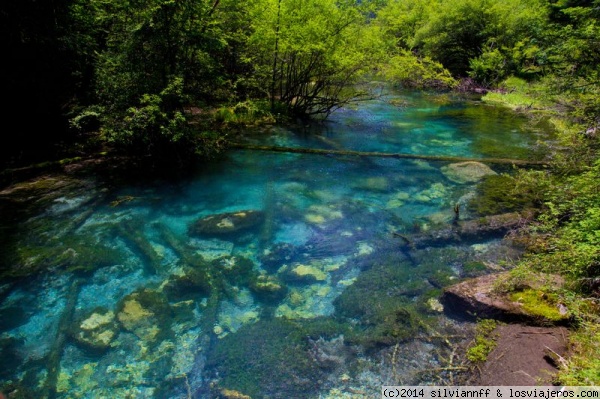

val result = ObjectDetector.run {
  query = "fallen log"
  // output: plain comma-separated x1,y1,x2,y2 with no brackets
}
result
230,143,548,167
395,210,536,249
43,278,81,399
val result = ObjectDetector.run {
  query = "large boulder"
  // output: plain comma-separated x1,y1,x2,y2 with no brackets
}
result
441,272,570,325
188,210,264,238
441,161,497,184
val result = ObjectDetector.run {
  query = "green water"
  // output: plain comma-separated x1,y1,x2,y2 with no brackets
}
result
0,89,552,398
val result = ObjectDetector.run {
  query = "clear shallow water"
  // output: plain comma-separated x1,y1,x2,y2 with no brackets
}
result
0,89,551,398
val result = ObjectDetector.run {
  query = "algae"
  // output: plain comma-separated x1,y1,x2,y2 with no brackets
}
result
468,174,537,216
208,318,324,398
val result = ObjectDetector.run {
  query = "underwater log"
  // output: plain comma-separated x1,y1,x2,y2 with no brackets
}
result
230,143,549,167
396,210,536,249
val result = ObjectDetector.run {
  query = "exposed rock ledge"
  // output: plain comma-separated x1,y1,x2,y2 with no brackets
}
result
441,272,570,325
443,272,572,386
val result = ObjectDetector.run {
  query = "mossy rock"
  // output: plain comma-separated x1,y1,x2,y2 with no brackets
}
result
116,289,173,343
4,237,122,278
248,274,288,304
70,307,118,354
188,210,264,238
208,318,324,398
442,272,570,325
509,289,568,323
163,266,212,301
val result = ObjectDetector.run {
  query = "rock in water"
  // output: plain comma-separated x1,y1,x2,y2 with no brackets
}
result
441,161,497,184
188,210,264,238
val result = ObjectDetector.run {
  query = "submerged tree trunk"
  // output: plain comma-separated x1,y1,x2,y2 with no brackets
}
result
394,210,536,249
230,143,549,166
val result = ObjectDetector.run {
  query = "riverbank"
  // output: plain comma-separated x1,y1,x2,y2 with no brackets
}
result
465,80,600,385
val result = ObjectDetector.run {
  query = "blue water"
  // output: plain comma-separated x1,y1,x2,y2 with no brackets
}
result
0,89,551,398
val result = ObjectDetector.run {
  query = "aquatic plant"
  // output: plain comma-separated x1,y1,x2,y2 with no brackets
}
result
212,256,256,287
259,242,298,273
4,234,123,279
333,259,430,350
467,173,542,216
207,318,325,398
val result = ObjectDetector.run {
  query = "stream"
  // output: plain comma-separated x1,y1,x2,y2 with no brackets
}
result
0,89,553,398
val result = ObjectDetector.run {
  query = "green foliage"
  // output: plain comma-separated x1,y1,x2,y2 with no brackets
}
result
519,169,600,289
377,0,549,80
248,0,386,116
466,319,498,362
101,78,199,161
559,321,600,385
469,48,507,86
382,50,457,89
214,100,276,126
482,77,551,110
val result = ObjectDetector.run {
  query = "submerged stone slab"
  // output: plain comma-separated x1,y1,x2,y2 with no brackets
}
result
441,161,497,184
441,272,569,325
188,210,264,238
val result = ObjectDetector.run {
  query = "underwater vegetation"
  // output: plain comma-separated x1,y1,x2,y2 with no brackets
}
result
208,318,326,398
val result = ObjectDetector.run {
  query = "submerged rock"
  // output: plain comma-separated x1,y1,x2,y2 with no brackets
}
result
188,210,264,238
71,308,118,353
353,176,390,192
116,289,173,343
282,263,327,284
304,204,343,226
249,274,288,303
441,161,497,184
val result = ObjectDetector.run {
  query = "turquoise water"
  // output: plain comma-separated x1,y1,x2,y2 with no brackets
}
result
0,90,551,398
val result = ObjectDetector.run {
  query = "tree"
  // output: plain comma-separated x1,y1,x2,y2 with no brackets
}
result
247,0,386,117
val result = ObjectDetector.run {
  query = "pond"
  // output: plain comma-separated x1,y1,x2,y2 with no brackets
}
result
0,89,552,398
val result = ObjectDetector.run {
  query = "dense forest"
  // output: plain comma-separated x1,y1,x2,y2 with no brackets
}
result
2,0,599,385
